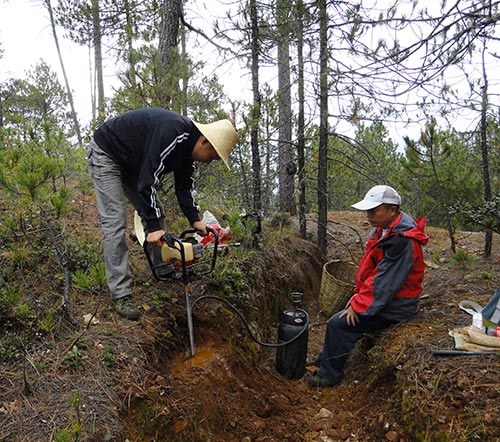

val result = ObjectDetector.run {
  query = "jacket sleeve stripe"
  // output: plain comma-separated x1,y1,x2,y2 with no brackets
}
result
148,132,190,217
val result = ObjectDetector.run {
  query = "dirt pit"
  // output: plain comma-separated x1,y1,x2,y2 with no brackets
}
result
118,212,500,442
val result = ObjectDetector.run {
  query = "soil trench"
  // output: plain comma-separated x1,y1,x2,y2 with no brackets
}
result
121,216,500,442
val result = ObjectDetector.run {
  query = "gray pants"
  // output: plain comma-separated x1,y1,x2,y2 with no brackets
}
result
87,139,164,300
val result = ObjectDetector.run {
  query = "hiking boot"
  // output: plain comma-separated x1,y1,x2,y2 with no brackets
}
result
307,371,340,388
113,296,141,320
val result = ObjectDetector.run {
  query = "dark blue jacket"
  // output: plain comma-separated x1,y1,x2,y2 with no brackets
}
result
94,108,201,232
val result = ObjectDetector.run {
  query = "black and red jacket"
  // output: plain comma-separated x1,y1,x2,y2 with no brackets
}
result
94,108,201,233
350,212,429,321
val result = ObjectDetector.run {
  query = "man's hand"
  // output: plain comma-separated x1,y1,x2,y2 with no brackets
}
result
192,221,208,236
340,306,360,327
146,230,165,248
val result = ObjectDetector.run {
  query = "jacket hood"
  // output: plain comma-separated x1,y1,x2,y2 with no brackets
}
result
399,215,429,246
369,212,429,246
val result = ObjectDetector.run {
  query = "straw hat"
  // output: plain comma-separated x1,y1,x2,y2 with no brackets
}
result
193,119,238,169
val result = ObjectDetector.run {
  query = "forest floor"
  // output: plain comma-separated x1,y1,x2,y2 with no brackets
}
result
1,205,500,442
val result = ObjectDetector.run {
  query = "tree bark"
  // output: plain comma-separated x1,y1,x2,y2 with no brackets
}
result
158,0,182,108
45,0,83,146
180,23,188,116
480,42,492,257
250,0,262,216
91,0,105,119
123,0,137,89
317,0,329,255
296,0,306,239
277,0,295,215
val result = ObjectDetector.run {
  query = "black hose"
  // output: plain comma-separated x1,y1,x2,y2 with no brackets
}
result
191,295,309,348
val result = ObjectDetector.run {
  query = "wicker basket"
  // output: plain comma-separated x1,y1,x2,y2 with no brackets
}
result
319,260,357,315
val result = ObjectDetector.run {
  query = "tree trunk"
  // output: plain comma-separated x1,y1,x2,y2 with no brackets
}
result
480,42,492,257
444,216,457,255
264,124,272,214
123,0,137,89
250,0,262,216
236,117,252,210
158,0,182,108
296,0,306,239
261,99,273,214
317,0,329,255
45,0,83,146
180,23,188,116
277,0,295,215
423,123,457,254
91,0,105,119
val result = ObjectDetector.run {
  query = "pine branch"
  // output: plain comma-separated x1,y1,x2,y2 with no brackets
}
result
181,16,237,55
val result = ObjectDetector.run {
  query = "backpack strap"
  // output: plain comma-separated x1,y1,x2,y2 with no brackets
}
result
458,300,483,316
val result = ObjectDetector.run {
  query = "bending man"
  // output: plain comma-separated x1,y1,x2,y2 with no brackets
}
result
87,108,238,320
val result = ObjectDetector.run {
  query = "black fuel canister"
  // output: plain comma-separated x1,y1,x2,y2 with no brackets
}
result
276,308,309,379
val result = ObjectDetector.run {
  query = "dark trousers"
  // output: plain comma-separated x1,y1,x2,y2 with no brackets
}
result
317,309,397,382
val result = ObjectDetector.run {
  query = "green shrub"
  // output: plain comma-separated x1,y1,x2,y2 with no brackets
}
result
0,332,23,361
72,263,106,292
0,285,22,312
68,235,103,271
451,249,475,265
480,271,494,283
62,345,84,371
39,313,55,333
206,248,262,305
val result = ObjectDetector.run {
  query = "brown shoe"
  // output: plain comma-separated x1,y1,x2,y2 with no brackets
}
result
307,371,340,388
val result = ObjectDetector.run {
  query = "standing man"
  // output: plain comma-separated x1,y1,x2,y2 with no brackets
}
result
87,108,238,320
308,185,428,387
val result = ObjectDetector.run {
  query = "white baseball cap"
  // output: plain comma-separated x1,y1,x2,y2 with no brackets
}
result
351,185,402,211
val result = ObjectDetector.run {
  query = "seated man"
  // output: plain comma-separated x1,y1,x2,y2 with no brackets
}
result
308,185,428,387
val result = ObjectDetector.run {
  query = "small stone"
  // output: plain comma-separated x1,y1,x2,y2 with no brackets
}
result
385,430,399,441
316,407,332,419
253,419,266,430
339,428,351,440
83,313,99,325
311,422,324,432
155,375,167,385
172,420,188,433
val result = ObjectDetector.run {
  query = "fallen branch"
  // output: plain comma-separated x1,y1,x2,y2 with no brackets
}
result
64,290,101,354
